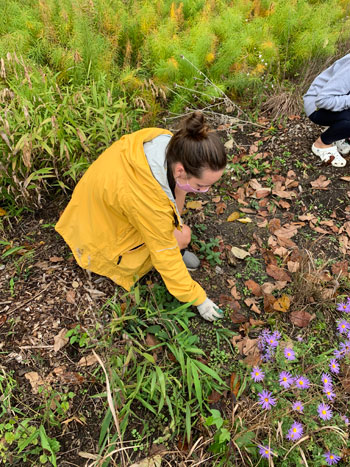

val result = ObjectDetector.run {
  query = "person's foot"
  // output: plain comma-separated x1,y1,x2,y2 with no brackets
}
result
336,139,350,155
182,250,200,271
311,143,346,167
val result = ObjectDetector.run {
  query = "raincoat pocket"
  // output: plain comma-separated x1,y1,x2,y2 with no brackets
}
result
116,243,153,285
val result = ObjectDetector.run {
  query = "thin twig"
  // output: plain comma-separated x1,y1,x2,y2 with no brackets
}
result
283,435,309,459
92,350,126,467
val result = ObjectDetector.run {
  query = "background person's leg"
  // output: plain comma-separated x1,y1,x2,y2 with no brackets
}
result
309,109,350,145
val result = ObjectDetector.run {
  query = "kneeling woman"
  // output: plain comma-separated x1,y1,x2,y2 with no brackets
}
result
55,111,226,321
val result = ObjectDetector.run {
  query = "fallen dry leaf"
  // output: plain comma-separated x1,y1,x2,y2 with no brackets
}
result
256,188,271,199
263,293,276,313
77,354,98,367
0,208,7,216
229,311,248,324
273,224,299,239
129,455,162,467
66,290,76,304
208,389,222,404
287,261,300,273
244,280,262,297
186,200,203,210
231,246,250,259
54,328,69,352
290,310,313,328
331,261,348,277
340,176,350,182
50,256,64,262
273,294,291,312
310,175,331,190
212,196,221,203
227,211,240,222
266,264,291,282
216,202,226,215
24,372,46,394
237,217,252,223
244,298,261,314
268,218,281,233
230,372,240,397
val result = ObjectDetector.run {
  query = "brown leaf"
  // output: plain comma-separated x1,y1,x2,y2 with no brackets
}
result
243,353,262,366
50,256,64,262
244,280,262,297
77,354,98,367
25,372,46,394
256,188,271,199
229,310,248,324
274,224,299,238
0,315,7,327
290,310,313,328
249,318,266,326
332,261,348,277
53,328,69,352
208,389,222,404
230,373,240,396
66,290,76,304
212,196,221,203
219,294,234,305
262,249,278,266
236,336,260,357
310,175,331,190
268,218,281,233
287,261,300,273
230,287,241,300
146,333,159,347
244,298,261,314
273,294,291,312
263,293,276,313
272,189,296,199
340,176,350,182
216,202,226,215
279,200,291,209
266,264,291,282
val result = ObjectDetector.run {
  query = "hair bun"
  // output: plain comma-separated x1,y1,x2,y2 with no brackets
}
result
184,111,208,139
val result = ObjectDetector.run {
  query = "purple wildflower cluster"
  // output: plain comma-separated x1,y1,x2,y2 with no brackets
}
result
258,329,281,362
252,309,350,465
329,300,350,375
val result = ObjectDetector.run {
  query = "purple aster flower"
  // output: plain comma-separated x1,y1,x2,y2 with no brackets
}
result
295,376,310,389
296,335,303,342
284,347,296,360
251,366,265,382
323,384,336,401
329,359,340,374
323,452,341,465
341,415,349,425
257,390,276,410
337,301,350,313
318,403,332,420
262,346,275,362
266,335,279,348
340,340,350,355
321,373,332,386
292,401,304,413
286,421,303,441
279,371,293,388
258,445,274,459
333,349,344,359
272,330,281,340
337,320,350,334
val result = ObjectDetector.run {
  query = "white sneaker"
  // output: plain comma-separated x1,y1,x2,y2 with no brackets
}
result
311,144,346,167
336,139,350,155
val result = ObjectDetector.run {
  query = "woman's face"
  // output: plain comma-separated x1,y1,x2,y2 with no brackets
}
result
174,163,224,192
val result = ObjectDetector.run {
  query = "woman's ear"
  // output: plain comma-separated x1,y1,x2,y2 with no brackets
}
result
173,162,185,179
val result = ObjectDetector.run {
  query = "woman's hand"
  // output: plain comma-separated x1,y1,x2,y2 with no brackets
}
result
197,298,224,322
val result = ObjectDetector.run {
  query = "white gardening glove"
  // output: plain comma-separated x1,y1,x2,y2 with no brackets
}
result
197,298,224,322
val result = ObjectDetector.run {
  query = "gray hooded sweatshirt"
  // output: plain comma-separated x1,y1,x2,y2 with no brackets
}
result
303,54,350,117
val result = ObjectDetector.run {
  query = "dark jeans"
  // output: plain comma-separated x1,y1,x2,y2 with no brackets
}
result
309,108,350,145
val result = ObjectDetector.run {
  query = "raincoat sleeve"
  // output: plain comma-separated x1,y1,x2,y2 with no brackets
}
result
129,204,207,306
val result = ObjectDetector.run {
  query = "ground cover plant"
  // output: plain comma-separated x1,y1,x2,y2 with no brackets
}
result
1,111,350,465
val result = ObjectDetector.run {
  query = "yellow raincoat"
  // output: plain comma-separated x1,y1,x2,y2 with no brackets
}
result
55,128,206,305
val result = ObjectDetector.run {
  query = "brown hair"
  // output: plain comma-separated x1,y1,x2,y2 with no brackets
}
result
166,111,227,178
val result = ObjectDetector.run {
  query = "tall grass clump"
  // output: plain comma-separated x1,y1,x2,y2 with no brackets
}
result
0,53,139,208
